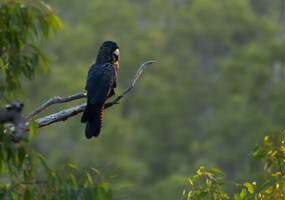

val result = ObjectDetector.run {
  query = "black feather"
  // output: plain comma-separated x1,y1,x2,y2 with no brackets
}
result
84,104,103,138
81,41,118,139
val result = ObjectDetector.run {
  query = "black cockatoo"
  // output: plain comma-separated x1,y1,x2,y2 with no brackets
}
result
81,41,120,138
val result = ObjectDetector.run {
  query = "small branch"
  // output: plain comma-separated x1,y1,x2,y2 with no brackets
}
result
27,93,87,119
30,60,155,128
104,60,155,108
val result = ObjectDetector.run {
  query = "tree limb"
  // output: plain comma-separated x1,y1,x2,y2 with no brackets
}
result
30,60,155,128
104,60,155,108
0,102,26,142
27,93,87,119
36,103,86,128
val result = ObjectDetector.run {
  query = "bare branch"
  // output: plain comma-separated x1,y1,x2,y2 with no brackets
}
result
2,61,154,142
30,60,155,128
27,93,87,119
104,60,155,108
36,103,86,128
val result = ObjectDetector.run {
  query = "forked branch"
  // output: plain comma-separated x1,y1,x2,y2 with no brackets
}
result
30,60,155,128
1,60,155,142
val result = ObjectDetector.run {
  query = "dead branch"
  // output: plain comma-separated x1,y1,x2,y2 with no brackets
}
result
36,103,86,128
27,93,86,119
104,60,155,108
1,60,155,142
30,60,155,128
0,102,26,142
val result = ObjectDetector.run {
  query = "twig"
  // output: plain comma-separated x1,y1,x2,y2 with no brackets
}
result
30,60,155,128
104,60,155,108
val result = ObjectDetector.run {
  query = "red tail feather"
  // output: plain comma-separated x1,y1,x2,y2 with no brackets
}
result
99,106,104,131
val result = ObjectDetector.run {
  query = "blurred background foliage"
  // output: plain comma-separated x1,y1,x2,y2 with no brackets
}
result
2,0,285,199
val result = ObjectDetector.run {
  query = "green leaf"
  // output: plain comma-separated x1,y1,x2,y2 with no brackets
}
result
264,135,271,145
197,166,205,176
69,173,78,187
264,186,273,194
67,163,78,170
234,188,248,200
41,56,49,74
240,188,247,199
18,147,26,169
37,153,52,173
29,120,39,140
252,146,266,159
188,178,193,185
48,15,63,32
27,44,49,74
24,189,32,200
244,182,254,194
0,58,4,74
210,167,224,175
86,172,93,185
99,181,108,191
271,172,281,177
91,167,101,176
39,17,49,37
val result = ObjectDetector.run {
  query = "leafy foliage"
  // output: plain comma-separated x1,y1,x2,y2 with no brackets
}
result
182,134,285,200
182,166,229,200
0,1,111,199
252,134,285,200
0,0,62,98
0,133,112,200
